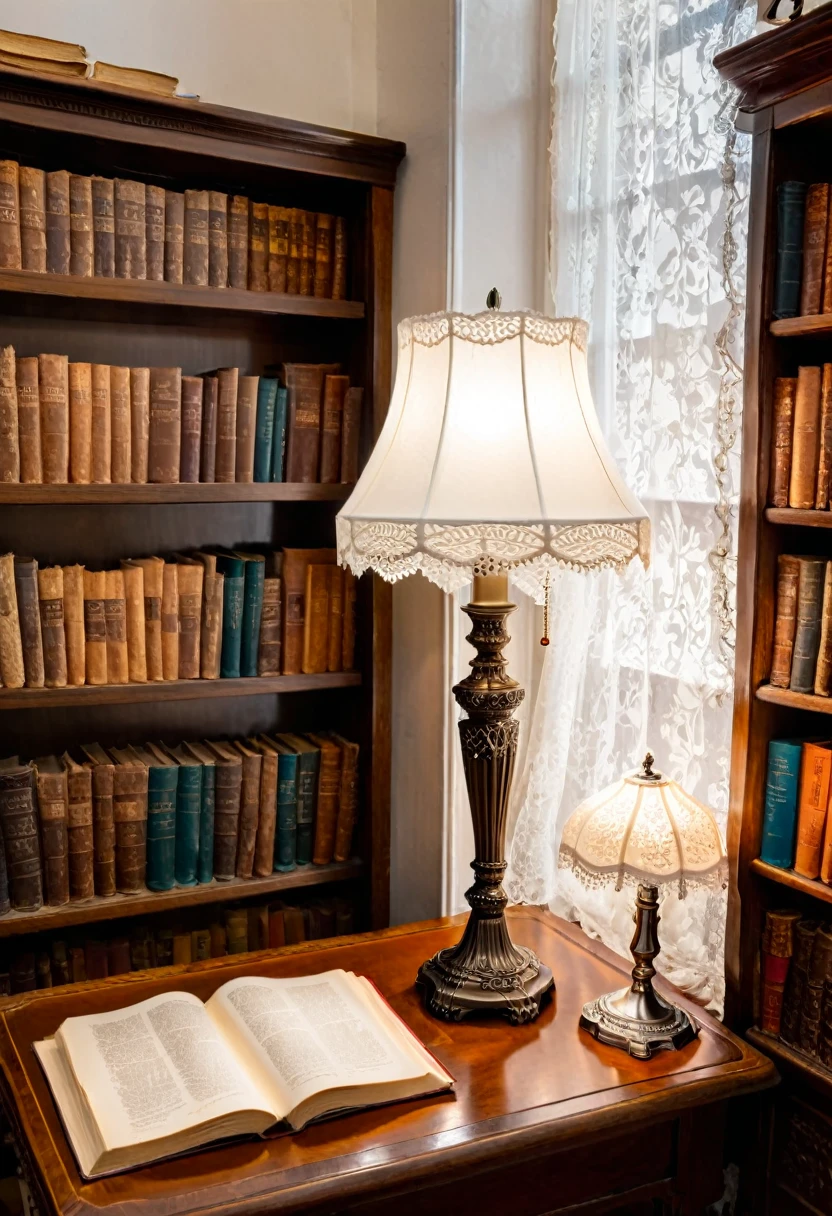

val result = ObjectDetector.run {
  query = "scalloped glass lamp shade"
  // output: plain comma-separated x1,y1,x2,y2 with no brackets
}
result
336,310,649,598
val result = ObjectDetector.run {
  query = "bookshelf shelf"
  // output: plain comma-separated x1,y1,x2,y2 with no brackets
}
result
765,507,832,528
0,859,364,939
0,483,353,505
750,858,832,905
746,1028,832,1101
755,684,832,714
770,315,832,338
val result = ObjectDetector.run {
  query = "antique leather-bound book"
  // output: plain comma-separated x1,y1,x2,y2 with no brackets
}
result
61,753,94,902
823,196,832,314
774,181,807,320
183,740,216,883
307,733,343,865
271,385,288,481
248,737,278,877
0,552,25,689
104,568,129,685
215,366,239,482
228,195,249,288
770,378,797,507
231,740,262,878
184,189,209,286
235,374,259,482
10,954,35,994
248,201,268,291
0,160,20,270
342,569,357,669
789,365,823,508
281,548,336,675
79,743,116,897
34,756,70,907
215,552,245,677
161,561,179,680
176,556,203,680
225,906,248,953
45,170,70,275
90,177,115,277
801,182,829,316
258,572,282,676
38,565,67,688
200,375,218,482
320,374,349,483
82,569,107,686
159,742,201,887
130,927,156,972
314,213,334,298
790,557,827,693
286,208,302,293
282,362,339,483
267,206,279,291
180,375,203,483
194,552,223,679
13,557,44,688
192,928,211,961
799,927,832,1057
248,904,269,951
148,366,182,483
302,564,331,675
273,206,290,292
108,746,149,892
51,941,70,986
36,954,52,989
817,365,832,508
816,562,832,695
62,564,85,686
145,184,165,281
269,740,297,871
283,903,306,944
269,906,286,947
253,377,277,482
164,190,184,284
129,366,150,483
782,919,819,1043
208,191,228,288
114,179,146,279
327,565,344,672
68,362,92,484
0,345,17,483
205,741,242,880
332,215,347,300
299,210,315,295
820,789,832,881
794,742,832,879
109,365,131,483
18,166,46,272
38,353,69,484
68,175,93,278
90,363,111,483
341,386,363,483
129,745,176,892
119,560,147,683
132,556,164,681
236,551,264,678
15,356,41,484
332,735,360,862
107,939,131,976
0,759,42,910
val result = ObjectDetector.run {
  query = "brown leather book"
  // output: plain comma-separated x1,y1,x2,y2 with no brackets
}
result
795,742,832,879
0,552,24,689
90,363,111,484
194,552,223,678
176,557,203,680
332,215,347,300
320,374,349,483
180,375,203,483
148,366,182,483
0,759,41,910
228,195,249,289
205,741,242,880
0,160,20,270
818,365,832,509
107,939,131,975
69,948,86,984
208,191,228,288
38,565,67,688
145,184,165,282
51,941,70,987
314,213,334,298
299,210,315,296
200,375,218,482
62,564,85,686
209,921,226,957
129,367,150,483
172,933,192,966
90,177,114,277
791,557,826,694
302,564,330,675
258,574,281,675
79,743,116,897
248,201,268,291
15,356,41,484
308,734,343,865
183,189,209,286
331,735,360,862
18,166,45,273
802,183,829,316
816,562,832,695
271,205,289,292
248,738,278,877
225,906,248,953
215,366,238,482
0,344,18,483
13,557,44,688
62,753,94,902
340,386,363,483
34,756,69,907
38,353,69,484
342,569,357,669
281,548,336,675
164,190,184,284
68,175,92,277
327,565,344,672
114,179,146,279
283,903,306,945
789,365,823,508
84,941,108,981
235,374,258,482
286,208,302,293
267,205,280,292
282,362,339,483
45,170,70,275
119,560,147,683
82,569,107,686
133,556,164,681
268,906,285,948
799,927,832,1056
109,365,131,483
104,568,128,685
161,561,179,680
68,362,92,484
108,747,148,893
247,904,269,952
761,910,801,1036
230,740,262,878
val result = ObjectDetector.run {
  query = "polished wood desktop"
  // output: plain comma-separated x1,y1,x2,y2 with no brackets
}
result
0,908,775,1216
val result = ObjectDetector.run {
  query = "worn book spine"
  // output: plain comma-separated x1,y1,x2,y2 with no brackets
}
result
293,747,318,866
200,375,218,482
68,175,92,278
164,190,184,284
129,366,150,483
817,563,832,696
795,743,832,879
63,759,94,901
271,386,288,481
161,562,179,681
112,763,148,892
303,564,330,674
341,387,363,483
789,365,822,508
284,363,327,482
217,556,244,678
177,562,203,680
14,558,44,688
90,363,111,483
791,557,827,694
148,366,182,483
275,751,298,871
311,740,341,865
228,195,249,289
327,565,344,672
235,374,258,483
0,765,41,910
114,179,146,279
775,183,808,320
332,215,347,300
62,565,85,686
762,739,802,869
82,569,107,685
0,840,8,917
18,166,45,273
38,353,69,484
282,550,308,677
174,764,201,887
818,366,832,508
258,577,281,675
248,201,269,291
253,376,277,482
0,160,20,270
0,552,24,689
45,170,70,275
180,375,203,483
38,565,67,688
772,553,801,688
15,356,41,484
239,557,264,678
120,561,147,683
272,206,289,292
135,556,164,681
286,208,302,293
68,362,92,484
212,756,242,880
801,183,829,316
109,365,131,483
320,374,348,483
314,213,333,298
184,189,209,286
208,190,228,288
333,739,360,862
145,184,165,282
799,928,832,1056
193,757,215,884
104,569,128,684
225,906,248,952
215,367,238,482
267,205,280,292
146,765,177,891
299,210,315,296
342,569,357,669
107,939,131,976
35,763,69,907
253,749,278,877
51,941,70,986
90,177,115,277
87,760,115,897
199,571,223,681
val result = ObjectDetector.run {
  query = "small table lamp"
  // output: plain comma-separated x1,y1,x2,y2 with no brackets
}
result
337,294,649,1024
559,753,727,1057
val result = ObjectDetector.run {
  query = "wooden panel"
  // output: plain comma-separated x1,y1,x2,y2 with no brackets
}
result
714,7,832,113
751,857,832,904
766,507,832,528
771,314,832,338
0,484,352,504
756,684,832,714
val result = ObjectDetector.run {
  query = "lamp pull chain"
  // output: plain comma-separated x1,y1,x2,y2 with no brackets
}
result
540,571,550,647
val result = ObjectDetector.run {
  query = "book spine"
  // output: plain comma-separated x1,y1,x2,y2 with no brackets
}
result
285,365,324,483
0,842,10,917
15,357,41,484
215,367,238,483
342,570,356,669
313,748,341,865
35,766,69,907
91,177,115,278
334,742,360,861
38,353,69,484
761,740,802,868
213,761,241,880
68,362,92,484
38,565,67,688
196,764,214,884
114,179,146,279
248,201,268,291
108,939,131,975
818,366,832,508
161,563,179,681
253,377,277,483
110,365,131,484
235,375,258,483
112,765,148,893
145,184,165,282
267,205,279,292
18,166,45,273
208,191,228,288
761,947,792,1036
201,570,223,679
45,170,70,275
817,563,832,696
64,763,94,901
0,767,41,910
82,569,107,685
139,558,164,682
327,565,344,672
271,206,289,292
286,208,301,293
302,564,330,674
253,750,278,877
90,363,111,484
791,558,826,693
240,560,264,678
794,743,832,879
799,929,832,1055
320,375,347,483
225,907,248,952
801,183,828,316
314,213,333,298
200,375,218,482
789,365,822,508
14,558,44,688
299,210,315,295
177,563,203,680
120,563,147,683
275,753,298,871
281,554,306,677
104,568,128,685
148,366,182,483
0,552,24,689
164,190,184,284
183,189,209,286
62,565,85,686
69,175,92,278
146,768,177,891
89,762,116,897
271,386,288,482
774,183,808,320
129,367,150,483
772,554,801,688
332,215,347,300
258,577,281,675
341,387,363,483
180,375,203,483
220,573,244,678
235,752,261,878
823,195,832,314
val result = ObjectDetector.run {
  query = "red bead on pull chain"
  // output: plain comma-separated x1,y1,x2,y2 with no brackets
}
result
540,571,551,646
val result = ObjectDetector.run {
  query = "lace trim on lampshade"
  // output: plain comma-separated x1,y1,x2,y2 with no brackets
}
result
557,844,729,900
398,310,588,352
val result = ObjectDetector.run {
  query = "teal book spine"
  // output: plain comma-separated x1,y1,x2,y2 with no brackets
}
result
239,558,265,678
270,386,288,482
295,749,320,865
216,554,245,678
146,767,178,891
253,378,278,483
275,751,298,872
174,765,202,887
760,740,802,868
197,764,215,884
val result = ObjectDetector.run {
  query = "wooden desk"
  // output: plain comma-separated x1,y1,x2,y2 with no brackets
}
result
0,908,775,1216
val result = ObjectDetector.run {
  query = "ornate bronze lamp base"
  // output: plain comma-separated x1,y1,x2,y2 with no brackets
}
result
416,574,554,1024
579,884,697,1059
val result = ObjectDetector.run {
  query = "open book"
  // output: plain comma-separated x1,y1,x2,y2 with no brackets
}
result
35,969,453,1179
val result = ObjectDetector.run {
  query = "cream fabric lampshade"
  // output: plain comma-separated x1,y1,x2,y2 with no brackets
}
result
336,310,649,598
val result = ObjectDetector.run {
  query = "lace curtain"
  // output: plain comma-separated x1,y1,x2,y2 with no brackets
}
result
506,0,755,1015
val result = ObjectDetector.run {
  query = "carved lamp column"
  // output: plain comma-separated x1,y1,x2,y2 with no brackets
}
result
336,293,650,1023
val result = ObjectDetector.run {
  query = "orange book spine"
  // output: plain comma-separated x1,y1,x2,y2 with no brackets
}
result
795,742,832,879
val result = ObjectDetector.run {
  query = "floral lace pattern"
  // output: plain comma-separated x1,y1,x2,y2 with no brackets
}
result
398,311,587,351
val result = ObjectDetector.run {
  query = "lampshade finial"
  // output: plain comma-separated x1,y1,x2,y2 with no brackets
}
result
641,753,661,782
486,287,501,310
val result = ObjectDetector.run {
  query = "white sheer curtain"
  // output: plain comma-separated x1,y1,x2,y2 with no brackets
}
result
506,0,755,1014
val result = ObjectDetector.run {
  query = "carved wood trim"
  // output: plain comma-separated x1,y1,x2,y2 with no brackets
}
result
715,6,832,114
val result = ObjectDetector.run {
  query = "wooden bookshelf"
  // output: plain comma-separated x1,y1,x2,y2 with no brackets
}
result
770,315,832,338
750,858,832,906
756,684,832,714
746,1028,832,1102
765,507,832,528
0,484,353,504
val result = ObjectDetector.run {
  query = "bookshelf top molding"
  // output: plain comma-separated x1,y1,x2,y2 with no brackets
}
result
0,65,406,186
715,8,832,114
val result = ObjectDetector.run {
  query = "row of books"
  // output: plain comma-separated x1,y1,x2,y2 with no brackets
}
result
762,737,832,878
770,554,832,696
759,909,832,1069
774,181,832,320
0,894,356,995
769,367,832,510
0,547,354,690
0,730,359,914
0,29,183,96
0,348,362,486
0,160,349,298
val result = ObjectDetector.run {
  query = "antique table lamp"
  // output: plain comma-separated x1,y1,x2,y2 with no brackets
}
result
337,294,649,1024
559,753,727,1057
